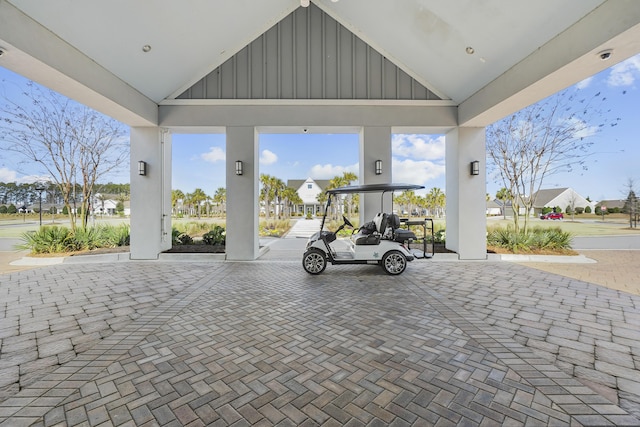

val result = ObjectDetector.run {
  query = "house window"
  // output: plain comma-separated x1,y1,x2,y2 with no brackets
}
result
307,184,312,189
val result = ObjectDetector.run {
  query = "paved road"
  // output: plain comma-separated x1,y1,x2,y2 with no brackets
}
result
572,234,640,249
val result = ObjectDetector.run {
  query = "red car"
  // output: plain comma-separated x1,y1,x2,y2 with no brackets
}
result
540,212,563,220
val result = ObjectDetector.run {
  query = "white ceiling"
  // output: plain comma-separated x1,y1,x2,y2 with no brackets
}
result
1,0,639,126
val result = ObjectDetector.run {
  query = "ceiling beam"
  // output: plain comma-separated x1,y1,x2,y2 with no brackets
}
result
459,0,640,127
0,0,158,126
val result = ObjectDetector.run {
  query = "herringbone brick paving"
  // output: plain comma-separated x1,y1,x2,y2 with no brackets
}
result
0,259,639,426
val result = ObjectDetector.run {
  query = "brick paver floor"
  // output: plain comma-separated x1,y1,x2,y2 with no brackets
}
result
1,259,640,426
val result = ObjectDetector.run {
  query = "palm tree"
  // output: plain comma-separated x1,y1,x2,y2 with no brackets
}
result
190,188,208,219
426,188,445,218
172,189,185,216
260,174,284,219
281,186,302,218
323,172,357,220
212,187,226,216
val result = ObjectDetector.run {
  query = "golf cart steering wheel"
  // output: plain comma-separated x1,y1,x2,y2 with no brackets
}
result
343,215,353,228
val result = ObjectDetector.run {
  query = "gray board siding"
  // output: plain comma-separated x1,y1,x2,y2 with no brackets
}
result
178,4,439,101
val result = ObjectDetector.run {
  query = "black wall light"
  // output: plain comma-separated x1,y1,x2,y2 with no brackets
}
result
235,160,243,175
470,160,480,176
375,160,383,175
138,161,147,176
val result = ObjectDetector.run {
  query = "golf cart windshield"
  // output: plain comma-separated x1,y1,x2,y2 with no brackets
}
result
322,183,425,230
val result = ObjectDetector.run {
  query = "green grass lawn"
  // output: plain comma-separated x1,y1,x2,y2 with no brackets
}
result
487,213,640,236
2,213,639,240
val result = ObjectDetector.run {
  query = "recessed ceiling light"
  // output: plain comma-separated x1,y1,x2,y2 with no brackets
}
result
142,45,152,53
465,46,475,55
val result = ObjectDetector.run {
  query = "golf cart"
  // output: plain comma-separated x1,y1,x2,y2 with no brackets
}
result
302,183,434,275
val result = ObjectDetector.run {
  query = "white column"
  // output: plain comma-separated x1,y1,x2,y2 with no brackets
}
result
130,127,172,259
359,126,392,223
225,127,259,260
445,127,487,260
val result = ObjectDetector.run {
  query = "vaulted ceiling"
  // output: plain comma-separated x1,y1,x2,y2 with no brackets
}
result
1,0,639,127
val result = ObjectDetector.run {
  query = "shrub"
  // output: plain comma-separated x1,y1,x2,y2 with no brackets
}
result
0,205,6,214
18,224,131,254
172,228,194,245
19,226,74,254
99,224,130,247
595,206,609,215
585,206,592,214
202,225,226,245
7,204,17,214
487,226,572,253
259,219,292,237
575,207,584,215
173,221,211,236
72,226,103,251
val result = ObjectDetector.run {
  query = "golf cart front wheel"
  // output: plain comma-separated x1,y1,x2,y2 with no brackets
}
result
303,248,327,274
382,250,407,275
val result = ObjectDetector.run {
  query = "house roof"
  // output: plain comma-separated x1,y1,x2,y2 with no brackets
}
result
1,1,638,127
287,179,330,191
597,199,625,209
532,188,570,207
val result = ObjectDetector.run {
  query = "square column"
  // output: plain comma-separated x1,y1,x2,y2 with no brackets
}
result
226,127,260,260
445,127,487,260
359,127,392,222
130,127,172,259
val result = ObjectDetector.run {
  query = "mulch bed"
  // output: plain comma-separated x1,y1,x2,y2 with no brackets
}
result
164,245,225,253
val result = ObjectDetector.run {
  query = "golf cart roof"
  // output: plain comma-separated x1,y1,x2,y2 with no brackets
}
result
326,183,424,195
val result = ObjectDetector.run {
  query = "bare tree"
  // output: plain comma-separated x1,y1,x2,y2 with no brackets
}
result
623,178,638,229
487,87,618,233
0,81,127,230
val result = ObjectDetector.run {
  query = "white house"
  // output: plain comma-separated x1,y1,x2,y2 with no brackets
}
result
531,188,594,215
287,178,330,216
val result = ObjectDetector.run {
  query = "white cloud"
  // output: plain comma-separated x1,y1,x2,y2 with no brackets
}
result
18,174,51,184
392,158,445,186
0,168,51,184
0,168,17,182
260,149,278,165
392,134,445,160
606,54,640,87
575,76,594,89
201,146,225,163
309,163,358,179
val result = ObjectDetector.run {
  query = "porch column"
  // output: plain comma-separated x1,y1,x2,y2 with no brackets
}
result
130,127,172,259
445,127,487,260
226,126,259,260
359,126,392,223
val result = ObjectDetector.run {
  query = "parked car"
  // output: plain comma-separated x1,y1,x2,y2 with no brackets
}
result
540,212,563,220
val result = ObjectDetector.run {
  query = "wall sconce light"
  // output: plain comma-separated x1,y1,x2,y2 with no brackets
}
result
470,160,480,176
138,161,147,176
375,160,383,175
235,160,243,175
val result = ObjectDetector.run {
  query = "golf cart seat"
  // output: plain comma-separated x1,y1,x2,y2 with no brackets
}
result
353,213,386,245
387,213,417,243
373,212,388,233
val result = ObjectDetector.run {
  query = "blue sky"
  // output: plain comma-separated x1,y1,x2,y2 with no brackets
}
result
1,52,639,202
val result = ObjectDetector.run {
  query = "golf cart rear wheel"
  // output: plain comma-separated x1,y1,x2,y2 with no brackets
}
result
382,250,407,275
303,248,327,274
